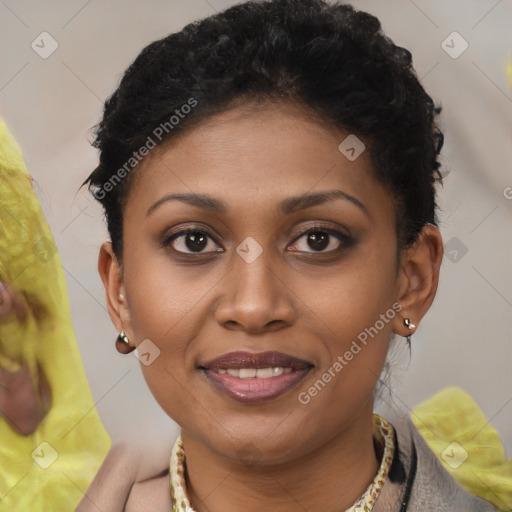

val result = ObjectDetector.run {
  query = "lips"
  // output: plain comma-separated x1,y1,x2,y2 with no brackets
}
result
200,351,313,371
199,351,314,403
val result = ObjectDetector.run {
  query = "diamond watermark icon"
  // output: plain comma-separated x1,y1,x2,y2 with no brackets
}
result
31,442,59,469
444,236,468,263
441,441,468,469
134,339,161,366
31,32,59,59
236,441,263,466
441,32,468,59
338,134,365,161
32,236,57,263
236,236,263,264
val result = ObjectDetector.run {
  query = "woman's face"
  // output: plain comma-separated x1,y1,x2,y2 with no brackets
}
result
108,102,416,464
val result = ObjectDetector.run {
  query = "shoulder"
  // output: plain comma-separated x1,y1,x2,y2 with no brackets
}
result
125,471,173,512
75,440,174,512
375,416,500,512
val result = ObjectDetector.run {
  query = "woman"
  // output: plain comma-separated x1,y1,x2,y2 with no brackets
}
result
79,0,502,510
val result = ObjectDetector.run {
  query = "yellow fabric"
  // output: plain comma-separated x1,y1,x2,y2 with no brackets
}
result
0,119,110,510
411,387,512,512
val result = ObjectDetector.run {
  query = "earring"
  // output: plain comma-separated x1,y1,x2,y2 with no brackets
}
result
116,330,135,354
403,318,415,350
403,318,416,331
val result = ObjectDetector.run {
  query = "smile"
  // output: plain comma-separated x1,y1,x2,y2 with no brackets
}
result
214,367,293,378
199,351,314,403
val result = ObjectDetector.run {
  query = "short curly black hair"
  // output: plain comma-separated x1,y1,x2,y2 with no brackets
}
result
82,0,444,263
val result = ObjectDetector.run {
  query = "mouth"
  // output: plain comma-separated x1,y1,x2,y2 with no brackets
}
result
199,351,314,403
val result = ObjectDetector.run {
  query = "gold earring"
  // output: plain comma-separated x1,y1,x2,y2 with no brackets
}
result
403,318,415,350
403,318,415,330
116,331,135,354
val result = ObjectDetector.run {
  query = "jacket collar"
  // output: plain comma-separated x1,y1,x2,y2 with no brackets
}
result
374,416,499,512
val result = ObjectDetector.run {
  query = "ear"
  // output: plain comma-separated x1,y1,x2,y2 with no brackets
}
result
392,224,444,337
97,242,134,343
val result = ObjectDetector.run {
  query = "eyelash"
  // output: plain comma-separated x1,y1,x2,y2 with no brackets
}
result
161,223,354,257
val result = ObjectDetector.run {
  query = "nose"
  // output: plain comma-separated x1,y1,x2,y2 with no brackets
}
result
214,247,296,334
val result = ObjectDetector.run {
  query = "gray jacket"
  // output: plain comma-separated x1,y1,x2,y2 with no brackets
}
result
374,417,501,511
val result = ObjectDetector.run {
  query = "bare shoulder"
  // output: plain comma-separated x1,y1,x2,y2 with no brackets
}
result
125,472,173,512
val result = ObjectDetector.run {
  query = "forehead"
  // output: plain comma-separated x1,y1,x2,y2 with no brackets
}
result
125,102,394,220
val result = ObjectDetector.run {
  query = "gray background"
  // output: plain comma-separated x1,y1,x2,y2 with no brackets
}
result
1,0,511,453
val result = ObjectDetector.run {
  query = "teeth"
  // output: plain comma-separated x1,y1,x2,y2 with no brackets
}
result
255,367,274,378
239,368,256,378
215,367,294,378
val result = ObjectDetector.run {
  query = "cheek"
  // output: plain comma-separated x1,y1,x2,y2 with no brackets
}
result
132,310,200,426
138,357,188,422
124,236,223,340
125,273,220,424
295,290,395,437
295,243,398,349
293,241,397,404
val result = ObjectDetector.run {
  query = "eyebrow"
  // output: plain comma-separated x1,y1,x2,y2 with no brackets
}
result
146,189,367,216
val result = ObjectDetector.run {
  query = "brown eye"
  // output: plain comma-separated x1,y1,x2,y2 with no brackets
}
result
288,227,353,253
164,229,222,254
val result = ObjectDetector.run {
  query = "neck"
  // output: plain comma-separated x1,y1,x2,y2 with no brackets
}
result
180,404,380,512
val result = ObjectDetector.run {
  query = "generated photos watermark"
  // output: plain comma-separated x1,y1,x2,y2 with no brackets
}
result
92,97,198,200
298,302,403,405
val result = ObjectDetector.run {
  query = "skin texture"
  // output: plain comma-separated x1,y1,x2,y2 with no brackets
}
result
75,440,172,512
92,102,443,511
